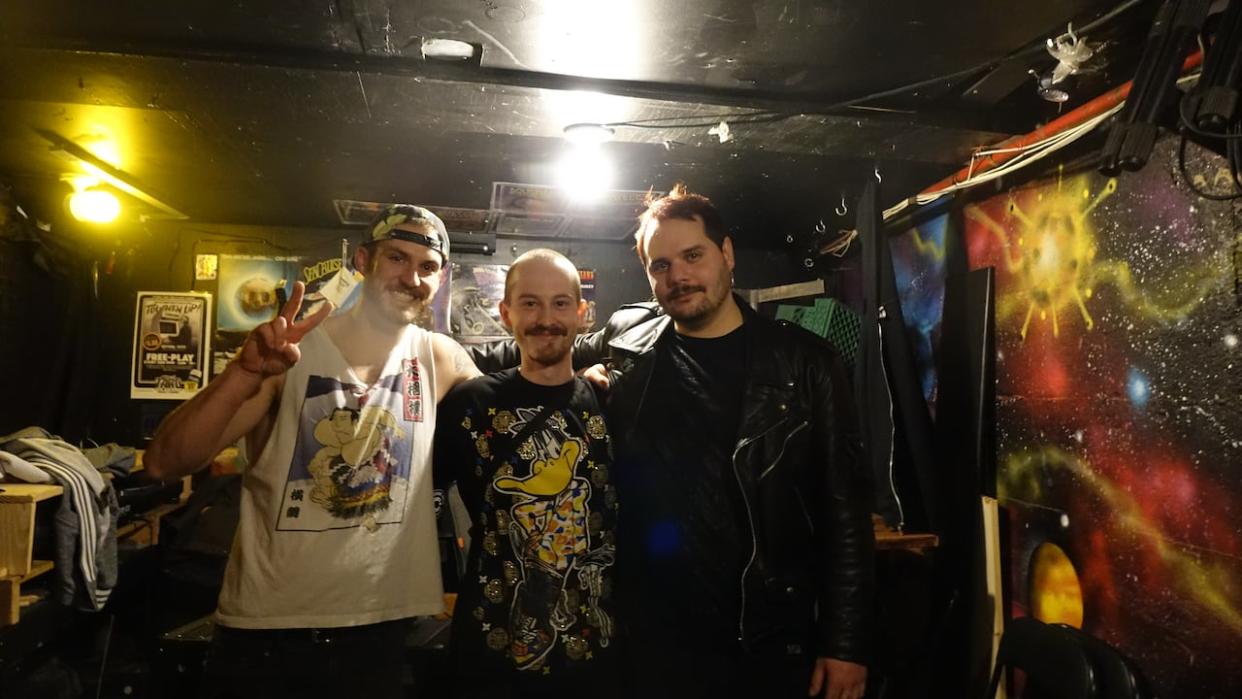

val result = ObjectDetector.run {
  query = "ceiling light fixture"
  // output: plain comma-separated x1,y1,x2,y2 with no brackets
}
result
68,188,121,224
1031,70,1071,103
37,128,188,220
562,122,615,145
421,38,480,62
555,145,614,204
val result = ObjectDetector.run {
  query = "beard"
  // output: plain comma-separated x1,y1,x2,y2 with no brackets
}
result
658,268,732,327
372,283,432,326
519,325,573,366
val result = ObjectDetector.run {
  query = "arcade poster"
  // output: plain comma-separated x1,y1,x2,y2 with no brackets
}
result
131,291,212,400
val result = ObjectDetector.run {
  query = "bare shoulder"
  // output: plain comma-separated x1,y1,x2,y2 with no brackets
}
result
430,332,482,398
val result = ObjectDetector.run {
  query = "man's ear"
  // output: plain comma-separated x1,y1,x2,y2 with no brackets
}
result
722,236,736,272
353,245,371,276
576,299,588,330
499,299,513,332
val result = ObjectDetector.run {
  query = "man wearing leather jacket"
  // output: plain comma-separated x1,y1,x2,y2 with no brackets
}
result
606,185,874,699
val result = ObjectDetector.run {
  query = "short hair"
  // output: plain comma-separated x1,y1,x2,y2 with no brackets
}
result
634,183,728,265
504,248,582,302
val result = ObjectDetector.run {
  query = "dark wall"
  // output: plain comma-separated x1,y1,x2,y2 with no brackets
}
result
0,234,98,440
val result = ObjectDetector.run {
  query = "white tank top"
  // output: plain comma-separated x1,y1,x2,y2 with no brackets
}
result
216,324,444,629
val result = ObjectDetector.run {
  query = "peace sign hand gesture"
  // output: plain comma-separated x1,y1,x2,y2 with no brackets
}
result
234,281,333,380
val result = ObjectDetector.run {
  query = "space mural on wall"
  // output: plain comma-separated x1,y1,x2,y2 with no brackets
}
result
889,136,1241,696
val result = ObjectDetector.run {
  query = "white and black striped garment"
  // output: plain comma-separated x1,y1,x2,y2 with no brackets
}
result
0,427,118,611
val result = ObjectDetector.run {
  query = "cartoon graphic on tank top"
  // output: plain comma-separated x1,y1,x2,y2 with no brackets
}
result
276,359,423,531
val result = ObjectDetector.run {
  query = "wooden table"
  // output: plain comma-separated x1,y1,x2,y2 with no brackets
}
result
873,513,939,552
875,529,940,552
0,453,191,627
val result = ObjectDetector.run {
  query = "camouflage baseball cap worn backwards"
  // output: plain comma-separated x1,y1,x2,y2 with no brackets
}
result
366,204,450,261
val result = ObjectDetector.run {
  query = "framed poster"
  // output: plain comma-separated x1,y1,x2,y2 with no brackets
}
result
579,268,596,330
449,262,509,343
131,291,212,400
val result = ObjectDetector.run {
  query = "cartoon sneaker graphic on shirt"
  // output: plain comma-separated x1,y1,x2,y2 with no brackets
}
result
480,406,615,670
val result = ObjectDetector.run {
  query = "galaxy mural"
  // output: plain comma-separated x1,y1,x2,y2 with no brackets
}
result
889,209,950,411
953,137,1242,697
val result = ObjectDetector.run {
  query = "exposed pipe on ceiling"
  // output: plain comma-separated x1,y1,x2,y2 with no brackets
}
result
917,51,1204,198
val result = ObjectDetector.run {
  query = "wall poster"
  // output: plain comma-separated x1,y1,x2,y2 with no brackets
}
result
131,291,212,400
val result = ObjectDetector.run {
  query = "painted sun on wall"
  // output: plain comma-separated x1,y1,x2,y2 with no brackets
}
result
960,137,1242,697
966,170,1220,341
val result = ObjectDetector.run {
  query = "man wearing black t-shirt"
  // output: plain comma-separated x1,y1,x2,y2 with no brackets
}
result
606,186,875,699
435,249,620,698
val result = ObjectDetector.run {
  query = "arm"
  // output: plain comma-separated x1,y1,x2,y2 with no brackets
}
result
809,346,875,697
144,282,331,481
463,303,661,374
144,366,281,481
432,333,483,402
464,338,521,375
432,388,463,491
463,327,608,374
572,303,661,371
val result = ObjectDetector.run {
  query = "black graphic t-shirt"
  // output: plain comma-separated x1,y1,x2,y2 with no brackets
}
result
435,368,618,682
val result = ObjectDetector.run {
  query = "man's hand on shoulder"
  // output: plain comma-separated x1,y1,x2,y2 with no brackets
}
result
577,363,610,390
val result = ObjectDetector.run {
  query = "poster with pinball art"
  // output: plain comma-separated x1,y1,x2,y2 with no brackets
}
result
450,262,509,343
131,291,212,400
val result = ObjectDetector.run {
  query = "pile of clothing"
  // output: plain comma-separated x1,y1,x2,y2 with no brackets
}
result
0,427,135,611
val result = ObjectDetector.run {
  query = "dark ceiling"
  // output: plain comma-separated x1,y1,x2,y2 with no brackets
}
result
0,0,1154,247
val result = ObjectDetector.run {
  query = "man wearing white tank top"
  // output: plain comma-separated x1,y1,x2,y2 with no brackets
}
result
145,205,482,699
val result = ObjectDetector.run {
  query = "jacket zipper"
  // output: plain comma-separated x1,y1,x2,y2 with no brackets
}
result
758,420,808,481
732,417,797,645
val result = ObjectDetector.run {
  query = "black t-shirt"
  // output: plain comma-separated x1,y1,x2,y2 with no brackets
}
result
619,323,750,642
435,368,619,680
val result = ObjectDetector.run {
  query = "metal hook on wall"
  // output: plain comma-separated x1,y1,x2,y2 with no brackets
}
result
815,219,827,234
834,194,848,217
874,167,882,183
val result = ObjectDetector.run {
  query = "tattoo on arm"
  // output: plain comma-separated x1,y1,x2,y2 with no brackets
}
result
451,342,482,381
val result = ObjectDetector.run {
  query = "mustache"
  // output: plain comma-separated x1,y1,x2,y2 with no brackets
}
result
667,284,705,299
388,284,430,299
524,324,569,336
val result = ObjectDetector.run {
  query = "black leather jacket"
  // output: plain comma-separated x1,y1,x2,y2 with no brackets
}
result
605,297,875,663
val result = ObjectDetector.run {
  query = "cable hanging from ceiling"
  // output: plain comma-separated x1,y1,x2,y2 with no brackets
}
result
810,47,1208,257
589,0,1148,134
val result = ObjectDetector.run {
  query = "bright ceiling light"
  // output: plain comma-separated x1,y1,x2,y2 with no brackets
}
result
80,134,122,169
563,123,615,146
421,38,477,61
39,128,187,220
555,146,614,204
544,90,630,133
68,188,121,224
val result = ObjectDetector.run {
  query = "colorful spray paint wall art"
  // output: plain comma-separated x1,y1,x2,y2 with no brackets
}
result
889,209,949,410
958,137,1241,697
